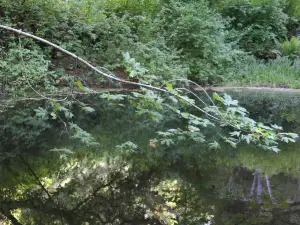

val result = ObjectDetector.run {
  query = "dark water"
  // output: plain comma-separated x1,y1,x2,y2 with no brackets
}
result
1,91,300,225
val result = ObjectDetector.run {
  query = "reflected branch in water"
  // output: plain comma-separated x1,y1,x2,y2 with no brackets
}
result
0,209,23,225
265,175,275,203
256,171,263,204
249,170,263,204
250,170,257,198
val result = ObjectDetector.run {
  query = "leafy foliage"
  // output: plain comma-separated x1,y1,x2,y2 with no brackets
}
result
277,36,300,60
221,1,289,58
227,56,300,88
0,45,66,95
0,1,300,224
284,0,300,19
154,0,243,84
210,93,298,152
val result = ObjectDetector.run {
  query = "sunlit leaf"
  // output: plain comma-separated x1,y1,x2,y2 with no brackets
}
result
166,83,173,91
208,141,221,150
83,106,95,113
212,92,223,102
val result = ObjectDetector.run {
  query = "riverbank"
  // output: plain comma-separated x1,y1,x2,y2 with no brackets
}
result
196,86,300,93
223,58,300,89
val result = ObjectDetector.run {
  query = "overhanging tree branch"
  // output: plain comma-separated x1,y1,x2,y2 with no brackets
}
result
0,23,296,153
0,24,165,92
0,24,219,121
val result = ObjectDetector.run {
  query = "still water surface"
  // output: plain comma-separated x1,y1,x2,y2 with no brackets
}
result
1,91,300,224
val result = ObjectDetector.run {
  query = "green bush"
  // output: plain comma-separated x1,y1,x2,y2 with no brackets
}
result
2,0,297,88
154,0,243,84
130,39,189,84
0,0,73,41
0,0,190,87
89,0,161,14
284,0,300,19
221,1,289,59
0,44,63,95
277,36,300,60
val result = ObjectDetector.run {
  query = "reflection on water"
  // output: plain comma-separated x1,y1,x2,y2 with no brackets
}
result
1,92,300,224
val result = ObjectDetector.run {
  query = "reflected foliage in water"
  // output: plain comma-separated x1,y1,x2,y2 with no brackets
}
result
1,92,300,224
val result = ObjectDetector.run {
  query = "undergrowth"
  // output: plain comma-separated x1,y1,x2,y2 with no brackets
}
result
0,0,300,90
226,57,300,88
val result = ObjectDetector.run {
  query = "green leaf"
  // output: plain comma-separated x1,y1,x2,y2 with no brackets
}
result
188,125,200,132
230,131,241,137
181,112,190,119
161,139,174,146
242,134,253,144
166,83,173,91
208,141,221,150
116,141,138,153
212,92,223,102
169,96,178,103
122,52,130,61
50,112,57,120
69,123,99,146
83,106,95,113
64,110,74,119
60,107,74,119
34,107,48,119
75,80,85,91
223,94,238,106
51,102,61,111
271,124,283,130
281,136,296,143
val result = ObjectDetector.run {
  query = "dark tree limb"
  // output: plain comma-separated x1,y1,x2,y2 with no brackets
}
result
71,172,122,212
0,209,23,225
256,170,263,204
19,155,53,201
0,200,73,224
265,175,275,203
250,170,257,198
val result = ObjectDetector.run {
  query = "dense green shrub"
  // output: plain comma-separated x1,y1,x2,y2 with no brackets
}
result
0,44,66,95
70,13,137,67
88,0,161,14
277,36,300,60
0,0,73,41
154,0,244,84
221,1,289,59
130,40,189,84
284,0,300,19
0,0,246,86
1,0,299,87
